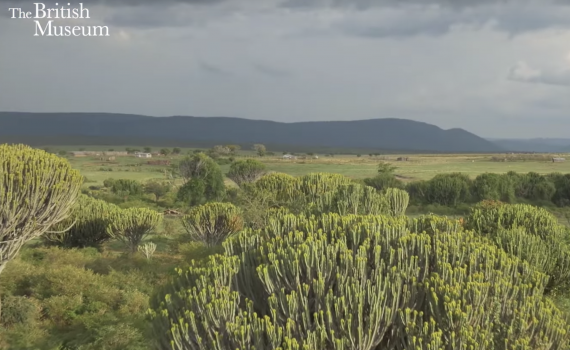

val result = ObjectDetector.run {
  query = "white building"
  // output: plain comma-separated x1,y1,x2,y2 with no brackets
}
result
282,154,296,159
135,152,152,158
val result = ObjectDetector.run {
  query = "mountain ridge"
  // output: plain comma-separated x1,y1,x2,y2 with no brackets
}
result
0,112,503,153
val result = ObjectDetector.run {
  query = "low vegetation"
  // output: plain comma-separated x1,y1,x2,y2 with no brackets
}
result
2,144,570,349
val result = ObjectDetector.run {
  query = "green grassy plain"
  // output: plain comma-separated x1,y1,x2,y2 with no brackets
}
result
65,148,570,187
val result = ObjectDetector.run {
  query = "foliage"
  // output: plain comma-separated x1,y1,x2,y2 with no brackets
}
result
311,183,389,216
108,179,144,196
138,243,157,260
226,159,267,186
181,202,243,247
376,161,397,174
107,208,163,253
144,180,171,202
0,144,83,275
151,211,570,349
416,173,472,206
0,247,169,349
177,153,226,205
465,202,570,292
255,172,301,204
42,194,120,249
384,187,410,216
363,172,404,192
253,144,267,157
229,184,279,230
471,172,516,203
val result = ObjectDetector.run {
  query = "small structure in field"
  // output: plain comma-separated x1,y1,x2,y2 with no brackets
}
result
135,152,152,158
552,157,566,163
282,154,296,159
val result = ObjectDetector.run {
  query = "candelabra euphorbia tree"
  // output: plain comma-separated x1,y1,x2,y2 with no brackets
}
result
0,144,82,320
0,144,83,274
150,211,570,350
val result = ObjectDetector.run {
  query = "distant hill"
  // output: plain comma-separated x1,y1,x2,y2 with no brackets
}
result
0,112,503,153
489,138,570,153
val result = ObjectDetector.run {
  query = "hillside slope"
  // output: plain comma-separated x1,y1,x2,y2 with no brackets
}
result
0,112,503,153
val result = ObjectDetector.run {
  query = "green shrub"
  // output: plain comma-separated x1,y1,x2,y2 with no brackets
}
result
43,194,120,249
107,208,163,253
181,202,243,247
151,212,570,349
0,295,41,328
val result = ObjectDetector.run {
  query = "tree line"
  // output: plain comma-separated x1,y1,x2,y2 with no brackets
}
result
362,162,570,207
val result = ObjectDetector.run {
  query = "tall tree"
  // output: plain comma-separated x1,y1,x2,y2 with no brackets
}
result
0,145,83,318
253,144,267,157
177,153,226,206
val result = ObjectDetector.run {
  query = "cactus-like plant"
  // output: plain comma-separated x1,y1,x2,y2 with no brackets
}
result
43,194,120,248
297,172,351,202
138,242,157,260
0,144,82,274
151,212,570,349
226,159,267,186
311,183,388,216
107,208,162,253
181,202,243,247
384,187,410,216
255,173,301,204
465,202,570,292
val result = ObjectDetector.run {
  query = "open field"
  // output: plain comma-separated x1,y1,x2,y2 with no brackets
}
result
65,149,570,186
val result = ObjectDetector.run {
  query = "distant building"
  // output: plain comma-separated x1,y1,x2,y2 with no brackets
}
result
282,154,296,159
552,157,566,163
135,152,152,158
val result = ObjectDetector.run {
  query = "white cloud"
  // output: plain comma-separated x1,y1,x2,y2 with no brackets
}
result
508,59,570,87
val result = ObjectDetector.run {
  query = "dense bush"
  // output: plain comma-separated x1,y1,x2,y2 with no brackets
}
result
43,194,120,249
181,202,243,247
176,153,226,206
465,202,570,292
226,159,267,186
362,171,570,208
107,208,163,253
151,210,570,349
107,178,144,196
0,247,169,350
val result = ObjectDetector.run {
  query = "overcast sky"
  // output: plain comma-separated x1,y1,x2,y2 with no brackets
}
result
1,0,569,138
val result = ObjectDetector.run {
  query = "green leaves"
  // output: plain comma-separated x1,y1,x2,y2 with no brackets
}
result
0,144,83,273
181,203,243,247
153,209,570,349
43,194,120,248
107,208,162,253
